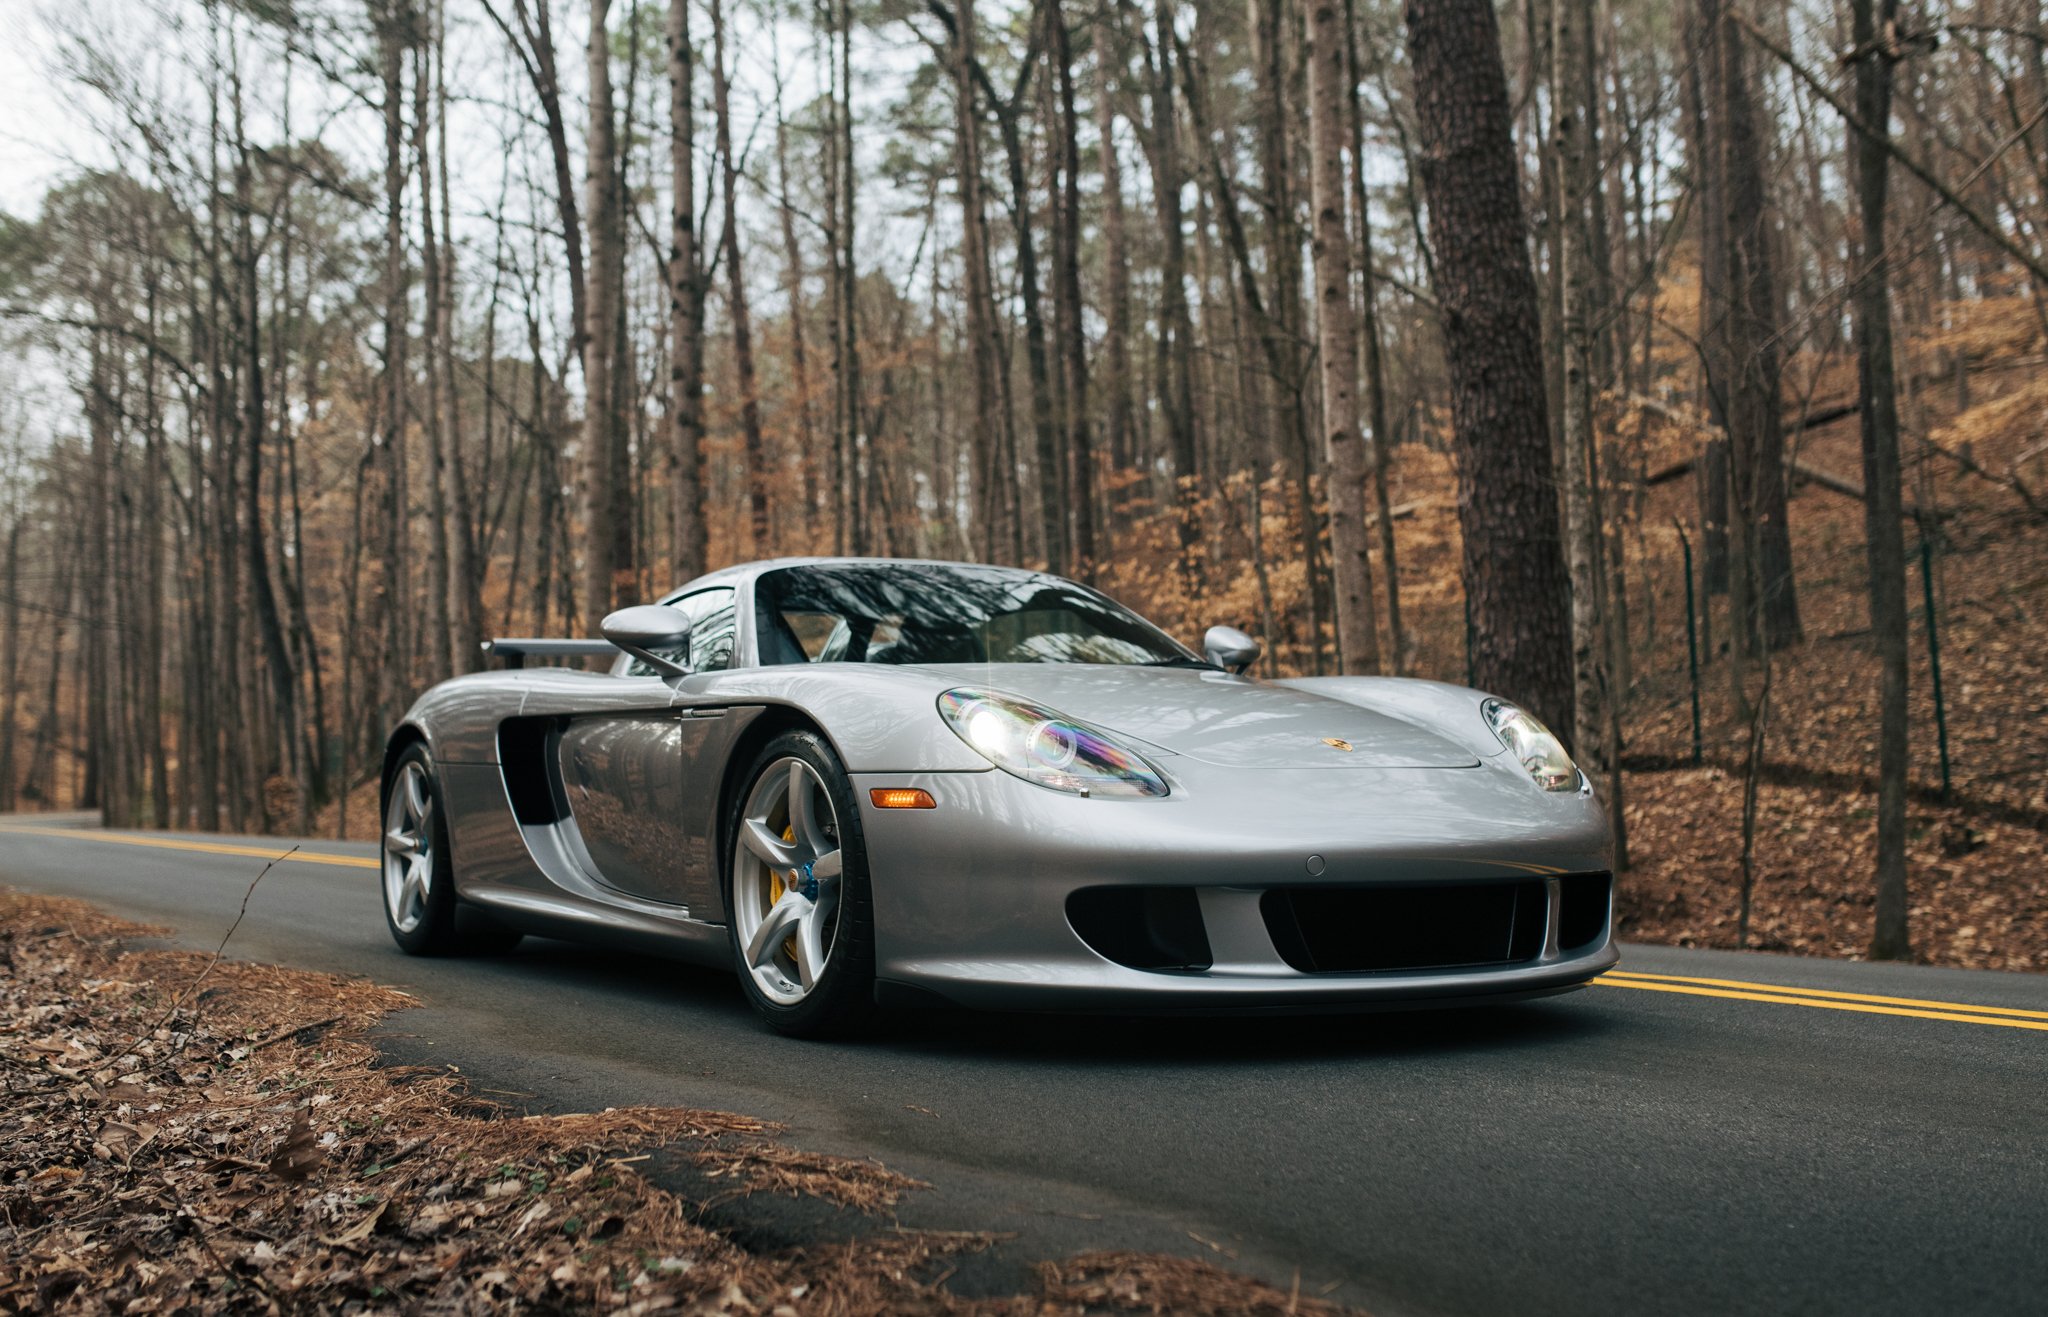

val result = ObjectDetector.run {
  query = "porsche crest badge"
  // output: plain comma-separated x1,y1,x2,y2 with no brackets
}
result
1322,737,1354,752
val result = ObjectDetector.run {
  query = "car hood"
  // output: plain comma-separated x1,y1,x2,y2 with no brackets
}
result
908,663,1482,769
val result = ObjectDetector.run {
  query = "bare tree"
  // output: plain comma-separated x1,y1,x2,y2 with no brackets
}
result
584,0,623,624
668,0,707,583
1848,0,1912,961
1553,0,1607,767
1306,0,1380,674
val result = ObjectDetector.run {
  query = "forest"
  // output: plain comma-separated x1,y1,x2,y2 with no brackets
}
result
0,0,2044,968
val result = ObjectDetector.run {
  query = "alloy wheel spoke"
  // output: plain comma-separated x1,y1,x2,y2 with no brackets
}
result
795,906,828,990
786,765,824,858
386,829,417,859
741,818,795,870
402,766,428,821
746,893,808,971
809,848,843,883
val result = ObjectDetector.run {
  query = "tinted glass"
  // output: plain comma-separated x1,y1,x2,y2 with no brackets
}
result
753,564,1201,667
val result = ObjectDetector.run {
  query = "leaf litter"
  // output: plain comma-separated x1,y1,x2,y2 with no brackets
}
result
0,889,1363,1315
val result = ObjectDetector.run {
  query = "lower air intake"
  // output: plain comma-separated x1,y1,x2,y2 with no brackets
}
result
1260,881,1551,974
1066,886,1214,972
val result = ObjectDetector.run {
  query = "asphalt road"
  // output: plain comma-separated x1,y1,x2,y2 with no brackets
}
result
3,815,2044,1316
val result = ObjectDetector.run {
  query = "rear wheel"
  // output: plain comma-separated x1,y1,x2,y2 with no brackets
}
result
725,731,876,1038
382,743,522,956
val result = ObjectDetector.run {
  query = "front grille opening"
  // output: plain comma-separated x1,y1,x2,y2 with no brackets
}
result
1261,881,1548,974
1066,887,1213,972
1557,873,1612,951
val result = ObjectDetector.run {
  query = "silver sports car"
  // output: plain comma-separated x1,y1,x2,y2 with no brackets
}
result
381,557,1618,1036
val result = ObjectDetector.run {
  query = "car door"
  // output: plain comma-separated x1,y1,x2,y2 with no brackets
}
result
555,588,741,909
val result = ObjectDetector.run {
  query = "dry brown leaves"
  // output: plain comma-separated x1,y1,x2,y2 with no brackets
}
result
1619,767,2048,969
1041,1252,1350,1317
0,890,1366,1316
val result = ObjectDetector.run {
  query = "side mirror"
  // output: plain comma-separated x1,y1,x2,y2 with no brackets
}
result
601,604,694,678
1203,625,1261,675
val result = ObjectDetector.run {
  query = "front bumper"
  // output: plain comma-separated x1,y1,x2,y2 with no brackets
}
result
851,760,1618,1012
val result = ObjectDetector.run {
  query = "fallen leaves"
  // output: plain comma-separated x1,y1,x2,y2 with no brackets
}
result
0,889,1365,1315
1618,766,2048,968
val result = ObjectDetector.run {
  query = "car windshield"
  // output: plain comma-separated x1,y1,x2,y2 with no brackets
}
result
752,563,1204,667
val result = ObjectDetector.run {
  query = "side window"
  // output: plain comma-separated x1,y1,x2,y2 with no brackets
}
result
684,588,739,671
622,588,738,676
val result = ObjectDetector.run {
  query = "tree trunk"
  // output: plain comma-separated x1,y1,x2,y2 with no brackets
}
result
836,0,864,554
983,56,1064,574
434,3,486,673
376,0,413,722
414,39,456,684
584,0,623,625
710,0,771,555
1,475,19,812
1850,0,1911,962
1685,2,1730,596
1403,0,1575,738
1049,0,1096,579
948,0,1006,562
1306,0,1380,674
1149,0,1201,591
494,0,589,367
1552,0,1607,768
1344,0,1403,672
774,68,822,539
1714,6,1801,650
668,0,707,584
1092,23,1136,486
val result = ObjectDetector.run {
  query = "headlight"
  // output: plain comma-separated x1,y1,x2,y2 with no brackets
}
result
1483,699,1580,792
938,689,1169,798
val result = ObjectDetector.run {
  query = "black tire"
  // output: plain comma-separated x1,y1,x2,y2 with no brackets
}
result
380,742,523,957
724,730,877,1038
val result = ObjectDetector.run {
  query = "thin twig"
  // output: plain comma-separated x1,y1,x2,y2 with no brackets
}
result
119,848,298,1058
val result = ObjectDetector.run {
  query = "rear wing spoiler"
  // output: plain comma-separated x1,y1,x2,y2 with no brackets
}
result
482,638,621,670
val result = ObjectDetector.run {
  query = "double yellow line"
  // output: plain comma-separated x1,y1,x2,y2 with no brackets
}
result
0,823,379,870
1598,968,2048,1033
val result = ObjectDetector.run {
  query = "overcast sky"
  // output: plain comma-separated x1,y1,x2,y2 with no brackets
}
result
0,4,105,217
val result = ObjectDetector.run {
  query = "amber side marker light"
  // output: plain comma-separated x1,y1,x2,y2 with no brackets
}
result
869,788,938,810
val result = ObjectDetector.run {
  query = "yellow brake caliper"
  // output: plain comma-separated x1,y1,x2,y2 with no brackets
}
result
768,824,798,962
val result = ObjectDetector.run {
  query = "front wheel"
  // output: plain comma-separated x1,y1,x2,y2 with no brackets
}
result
725,731,876,1038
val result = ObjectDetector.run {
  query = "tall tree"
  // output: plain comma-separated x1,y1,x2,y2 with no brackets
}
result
1403,0,1574,738
1713,8,1800,650
668,0,707,582
710,0,770,554
0,462,17,813
1849,0,1911,961
1091,21,1137,486
833,0,863,553
584,0,624,623
1343,0,1402,671
1147,0,1201,589
373,0,413,724
432,2,486,673
1305,0,1380,674
1552,0,1606,765
945,0,1006,561
1048,0,1096,578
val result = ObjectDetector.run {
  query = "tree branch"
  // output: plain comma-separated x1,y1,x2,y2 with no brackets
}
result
1734,10,2048,288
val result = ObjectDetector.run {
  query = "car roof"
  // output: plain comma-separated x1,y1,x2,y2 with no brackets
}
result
663,556,1050,600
